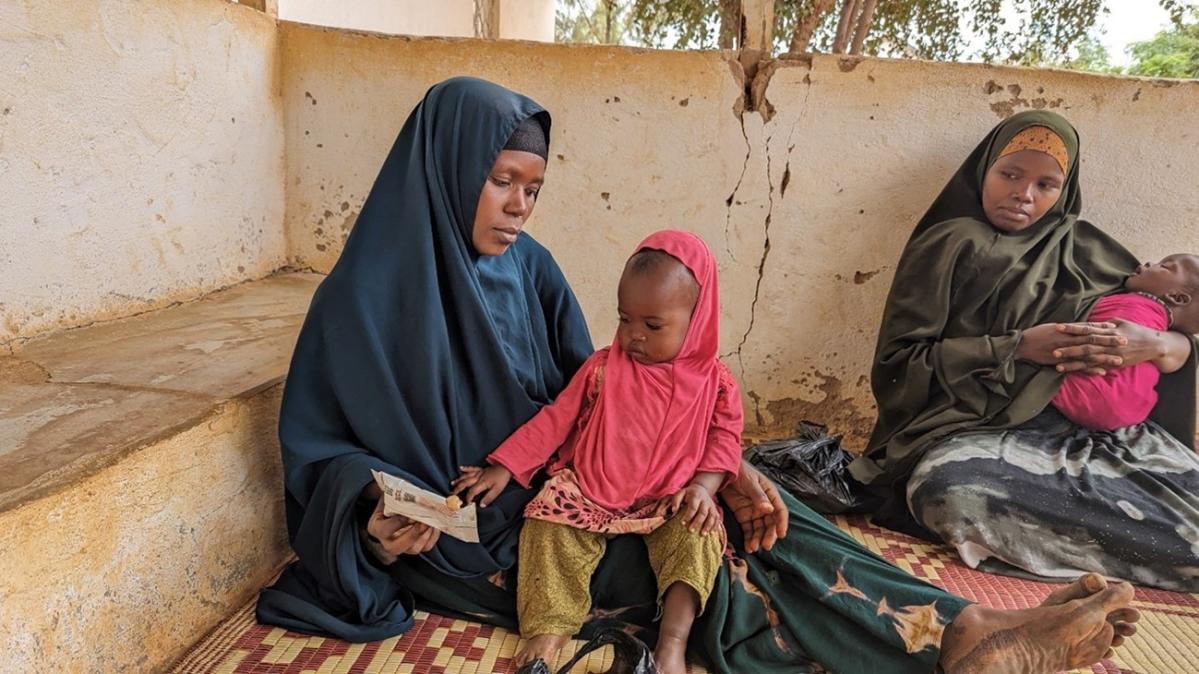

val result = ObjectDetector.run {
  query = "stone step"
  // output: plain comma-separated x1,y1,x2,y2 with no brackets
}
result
0,272,321,674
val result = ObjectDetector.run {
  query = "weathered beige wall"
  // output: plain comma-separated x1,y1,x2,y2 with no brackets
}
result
280,29,1199,445
499,0,555,42
278,0,554,41
0,0,286,349
0,389,290,674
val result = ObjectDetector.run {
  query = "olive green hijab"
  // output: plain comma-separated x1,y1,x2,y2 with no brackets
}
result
850,110,1197,511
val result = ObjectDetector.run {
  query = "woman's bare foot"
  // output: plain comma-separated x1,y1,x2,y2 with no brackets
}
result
654,633,687,674
940,577,1139,674
1038,573,1140,650
514,633,570,668
1041,572,1106,606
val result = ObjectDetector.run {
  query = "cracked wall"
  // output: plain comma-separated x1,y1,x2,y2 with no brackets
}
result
0,0,286,349
5,10,1197,445
283,31,1199,445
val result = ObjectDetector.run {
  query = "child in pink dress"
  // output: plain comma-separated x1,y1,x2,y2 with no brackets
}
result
450,230,743,674
1052,253,1199,429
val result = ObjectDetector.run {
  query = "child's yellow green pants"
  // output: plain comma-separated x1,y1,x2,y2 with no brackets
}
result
517,514,723,638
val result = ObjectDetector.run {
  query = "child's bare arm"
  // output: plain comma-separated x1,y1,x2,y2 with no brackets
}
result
690,471,725,494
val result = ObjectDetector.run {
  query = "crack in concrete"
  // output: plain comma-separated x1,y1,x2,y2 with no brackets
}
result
719,58,810,427
723,116,752,264
733,133,774,425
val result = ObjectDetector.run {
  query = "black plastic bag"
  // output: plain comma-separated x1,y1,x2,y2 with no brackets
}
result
747,420,859,514
515,628,659,674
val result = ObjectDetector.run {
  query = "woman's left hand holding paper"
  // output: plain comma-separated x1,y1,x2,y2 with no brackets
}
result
366,495,441,557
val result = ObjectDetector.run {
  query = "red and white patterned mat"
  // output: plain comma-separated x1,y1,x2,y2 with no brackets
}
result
171,516,1199,674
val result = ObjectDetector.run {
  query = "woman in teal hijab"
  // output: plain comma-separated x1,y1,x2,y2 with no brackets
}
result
852,110,1199,592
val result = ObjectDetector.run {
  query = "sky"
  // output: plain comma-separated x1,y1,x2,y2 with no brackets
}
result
1095,0,1177,66
965,0,1184,65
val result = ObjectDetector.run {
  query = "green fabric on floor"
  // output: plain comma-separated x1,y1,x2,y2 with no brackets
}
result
396,490,969,674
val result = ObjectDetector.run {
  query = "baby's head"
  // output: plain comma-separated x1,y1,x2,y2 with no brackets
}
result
1125,254,1199,334
617,248,700,364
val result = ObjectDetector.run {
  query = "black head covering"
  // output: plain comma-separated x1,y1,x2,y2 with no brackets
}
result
502,115,549,159
850,110,1196,522
256,77,593,641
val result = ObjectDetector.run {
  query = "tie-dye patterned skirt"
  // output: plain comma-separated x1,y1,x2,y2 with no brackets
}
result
908,407,1199,592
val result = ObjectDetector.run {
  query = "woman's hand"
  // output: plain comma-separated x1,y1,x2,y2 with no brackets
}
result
719,462,788,553
450,464,512,508
1041,320,1191,374
365,496,441,557
657,484,722,534
1017,322,1127,375
1110,319,1190,371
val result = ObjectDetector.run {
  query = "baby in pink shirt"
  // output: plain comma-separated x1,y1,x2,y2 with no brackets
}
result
1052,254,1199,430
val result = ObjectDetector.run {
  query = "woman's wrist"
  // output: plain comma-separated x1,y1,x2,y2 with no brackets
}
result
360,524,399,565
361,480,383,502
1012,328,1027,361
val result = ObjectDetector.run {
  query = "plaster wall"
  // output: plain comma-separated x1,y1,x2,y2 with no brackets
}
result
280,28,1199,443
0,0,286,348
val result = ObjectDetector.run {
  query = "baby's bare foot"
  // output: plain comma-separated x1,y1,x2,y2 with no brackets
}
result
942,580,1138,674
515,633,570,668
653,634,687,674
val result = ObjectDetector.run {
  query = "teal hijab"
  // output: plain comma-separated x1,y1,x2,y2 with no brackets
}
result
256,78,593,641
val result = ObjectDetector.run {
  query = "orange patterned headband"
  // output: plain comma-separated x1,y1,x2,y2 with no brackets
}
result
997,125,1069,174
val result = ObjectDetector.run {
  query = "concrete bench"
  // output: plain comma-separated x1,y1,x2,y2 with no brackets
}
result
0,272,320,673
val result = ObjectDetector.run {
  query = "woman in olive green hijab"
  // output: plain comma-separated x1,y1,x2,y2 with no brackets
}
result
851,110,1199,591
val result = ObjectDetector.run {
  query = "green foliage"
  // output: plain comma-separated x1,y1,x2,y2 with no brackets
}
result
1034,35,1124,74
556,0,636,44
623,0,729,49
621,0,1114,61
1126,9,1199,78
558,0,1199,77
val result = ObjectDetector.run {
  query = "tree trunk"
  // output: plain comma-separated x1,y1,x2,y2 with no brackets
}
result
605,0,613,43
848,0,877,54
789,0,837,54
718,0,740,49
832,0,860,54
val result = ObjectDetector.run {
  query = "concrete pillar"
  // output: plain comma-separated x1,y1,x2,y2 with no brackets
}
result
239,0,278,17
740,0,774,53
